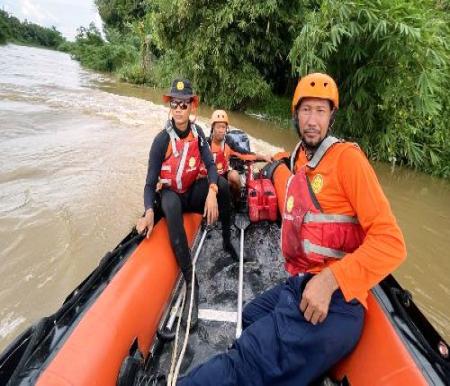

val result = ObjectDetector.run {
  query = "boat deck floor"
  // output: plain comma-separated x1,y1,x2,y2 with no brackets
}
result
149,219,286,377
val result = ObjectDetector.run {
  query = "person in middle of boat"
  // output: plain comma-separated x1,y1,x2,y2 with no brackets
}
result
136,79,238,331
207,110,271,203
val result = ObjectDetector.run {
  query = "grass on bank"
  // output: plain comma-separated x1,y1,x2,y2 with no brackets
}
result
245,95,292,128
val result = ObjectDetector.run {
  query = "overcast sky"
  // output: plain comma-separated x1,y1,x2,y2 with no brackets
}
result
0,0,102,41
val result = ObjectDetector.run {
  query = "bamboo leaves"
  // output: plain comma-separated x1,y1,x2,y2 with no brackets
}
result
289,0,449,177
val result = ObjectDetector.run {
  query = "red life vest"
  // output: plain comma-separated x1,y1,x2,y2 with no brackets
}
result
281,136,365,275
212,140,229,175
159,123,201,193
198,140,229,177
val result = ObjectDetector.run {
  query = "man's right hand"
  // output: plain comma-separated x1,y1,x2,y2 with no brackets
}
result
136,209,154,238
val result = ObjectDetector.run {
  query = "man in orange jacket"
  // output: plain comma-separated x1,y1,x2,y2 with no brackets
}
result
175,72,406,385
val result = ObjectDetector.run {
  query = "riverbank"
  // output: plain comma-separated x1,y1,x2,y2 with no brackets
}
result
0,10,65,49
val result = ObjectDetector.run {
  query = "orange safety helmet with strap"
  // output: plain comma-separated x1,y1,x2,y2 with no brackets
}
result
159,121,202,193
268,73,341,177
291,73,339,132
201,110,231,176
211,110,229,127
281,136,365,274
291,73,339,112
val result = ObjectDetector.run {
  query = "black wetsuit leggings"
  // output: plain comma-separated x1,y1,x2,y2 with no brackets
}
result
159,176,232,282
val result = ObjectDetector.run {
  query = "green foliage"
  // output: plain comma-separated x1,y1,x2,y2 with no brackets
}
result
246,94,291,127
70,23,139,72
0,20,8,44
118,61,151,83
289,0,450,177
57,40,75,53
0,9,65,48
148,0,303,109
95,0,148,32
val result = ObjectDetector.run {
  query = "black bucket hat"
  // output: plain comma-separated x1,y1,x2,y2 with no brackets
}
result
163,78,199,106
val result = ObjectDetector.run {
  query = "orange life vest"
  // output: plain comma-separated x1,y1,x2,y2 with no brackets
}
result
212,140,229,175
159,122,201,193
199,140,229,177
281,136,365,274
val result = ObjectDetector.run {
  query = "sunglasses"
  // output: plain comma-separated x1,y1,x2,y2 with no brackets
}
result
169,99,191,110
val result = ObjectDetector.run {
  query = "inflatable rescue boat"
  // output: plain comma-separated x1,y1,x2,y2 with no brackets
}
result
0,133,448,386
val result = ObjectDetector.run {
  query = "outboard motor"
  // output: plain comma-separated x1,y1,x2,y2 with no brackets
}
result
226,129,252,174
226,129,251,153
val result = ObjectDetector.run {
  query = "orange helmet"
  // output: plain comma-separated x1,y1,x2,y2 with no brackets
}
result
211,110,229,126
291,73,339,112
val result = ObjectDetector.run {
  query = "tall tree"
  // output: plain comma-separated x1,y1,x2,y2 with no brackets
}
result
150,0,303,108
95,0,147,31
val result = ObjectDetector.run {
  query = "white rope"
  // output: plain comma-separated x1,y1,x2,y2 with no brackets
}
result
170,265,196,384
167,227,208,386
236,227,245,338
167,284,185,385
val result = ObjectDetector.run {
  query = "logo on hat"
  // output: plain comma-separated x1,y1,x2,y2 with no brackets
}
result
177,81,185,91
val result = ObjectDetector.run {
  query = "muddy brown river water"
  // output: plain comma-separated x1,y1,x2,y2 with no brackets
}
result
0,44,449,351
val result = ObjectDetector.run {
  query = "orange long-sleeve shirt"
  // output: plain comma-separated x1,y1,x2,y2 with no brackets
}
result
273,143,407,308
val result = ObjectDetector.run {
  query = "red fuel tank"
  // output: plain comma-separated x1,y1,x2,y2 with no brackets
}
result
247,177,278,222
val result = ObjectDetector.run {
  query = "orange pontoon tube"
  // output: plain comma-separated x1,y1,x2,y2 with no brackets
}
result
37,214,202,386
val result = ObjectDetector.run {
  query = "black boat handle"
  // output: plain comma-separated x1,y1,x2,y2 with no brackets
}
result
390,287,450,377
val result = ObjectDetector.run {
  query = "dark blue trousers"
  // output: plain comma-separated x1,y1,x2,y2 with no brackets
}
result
178,275,364,386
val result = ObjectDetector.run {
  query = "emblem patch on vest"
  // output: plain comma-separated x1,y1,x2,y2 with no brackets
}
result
286,196,294,213
311,174,323,194
176,81,184,90
188,157,196,169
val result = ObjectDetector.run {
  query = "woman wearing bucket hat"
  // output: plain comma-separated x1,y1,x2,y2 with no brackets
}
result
136,79,238,331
